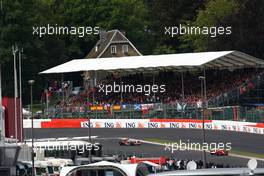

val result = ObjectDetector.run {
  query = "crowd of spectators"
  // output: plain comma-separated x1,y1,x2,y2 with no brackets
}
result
48,68,262,111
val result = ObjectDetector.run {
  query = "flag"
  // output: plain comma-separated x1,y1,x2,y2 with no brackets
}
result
97,106,103,111
90,106,103,111
122,104,128,109
113,105,121,110
182,103,187,111
134,104,141,110
90,106,96,111
141,103,154,110
197,100,202,108
176,102,187,112
176,102,182,111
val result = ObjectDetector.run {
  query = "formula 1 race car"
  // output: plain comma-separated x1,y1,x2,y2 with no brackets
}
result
119,138,142,146
210,149,228,156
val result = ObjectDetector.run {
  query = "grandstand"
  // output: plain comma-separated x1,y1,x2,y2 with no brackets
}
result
40,51,264,123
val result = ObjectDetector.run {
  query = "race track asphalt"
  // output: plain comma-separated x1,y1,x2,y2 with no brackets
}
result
24,128,264,167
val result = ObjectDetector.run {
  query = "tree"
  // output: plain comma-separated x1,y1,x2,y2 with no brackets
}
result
0,0,44,99
181,0,264,59
0,0,152,103
64,0,151,56
145,0,205,53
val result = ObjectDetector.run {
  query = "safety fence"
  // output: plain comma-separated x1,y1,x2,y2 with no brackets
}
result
37,104,264,123
23,119,264,135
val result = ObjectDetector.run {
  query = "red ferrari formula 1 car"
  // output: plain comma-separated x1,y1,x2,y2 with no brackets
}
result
119,138,142,146
210,149,228,156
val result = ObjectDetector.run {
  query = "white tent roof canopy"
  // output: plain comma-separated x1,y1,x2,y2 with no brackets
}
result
40,51,264,74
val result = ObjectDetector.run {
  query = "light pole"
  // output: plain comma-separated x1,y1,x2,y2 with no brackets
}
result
28,80,35,176
88,73,96,164
19,47,23,141
198,75,206,168
13,44,18,142
45,89,49,117
181,72,185,117
0,65,2,141
0,0,3,141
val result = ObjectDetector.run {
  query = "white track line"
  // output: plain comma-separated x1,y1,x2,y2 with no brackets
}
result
124,138,264,162
25,136,98,141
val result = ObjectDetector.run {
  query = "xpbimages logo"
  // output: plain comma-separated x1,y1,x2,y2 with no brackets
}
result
32,24,100,37
98,82,166,95
165,24,232,38
164,140,232,153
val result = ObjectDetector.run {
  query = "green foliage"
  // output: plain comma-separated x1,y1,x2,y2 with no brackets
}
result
153,45,176,55
0,0,263,104
181,0,238,52
146,0,205,53
181,0,264,59
0,0,151,104
63,0,150,56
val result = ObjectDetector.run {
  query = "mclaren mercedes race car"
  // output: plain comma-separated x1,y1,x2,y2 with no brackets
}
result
210,149,228,156
119,138,142,146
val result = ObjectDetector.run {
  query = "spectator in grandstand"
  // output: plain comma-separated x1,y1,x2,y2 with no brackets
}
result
46,68,263,116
